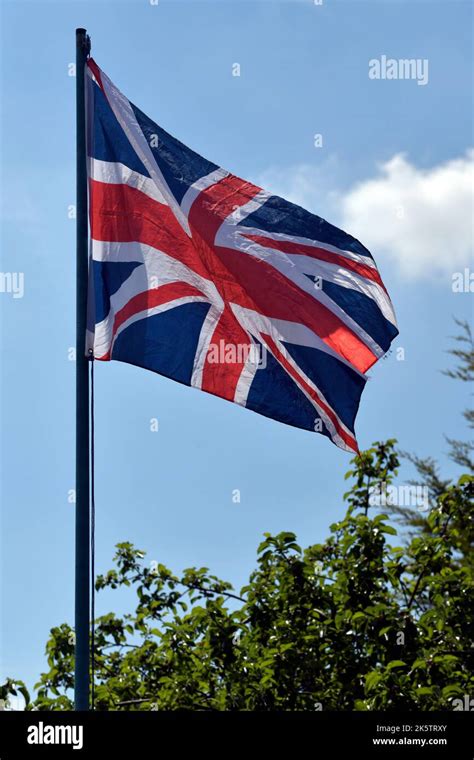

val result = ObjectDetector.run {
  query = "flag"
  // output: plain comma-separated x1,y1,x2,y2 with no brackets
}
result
85,59,398,453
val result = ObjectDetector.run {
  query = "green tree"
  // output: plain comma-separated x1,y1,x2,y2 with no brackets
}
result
3,441,472,711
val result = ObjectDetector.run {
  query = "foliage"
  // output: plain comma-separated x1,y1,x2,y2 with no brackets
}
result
4,441,473,711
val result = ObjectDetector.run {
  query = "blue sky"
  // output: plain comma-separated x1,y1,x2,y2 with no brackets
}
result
0,0,472,695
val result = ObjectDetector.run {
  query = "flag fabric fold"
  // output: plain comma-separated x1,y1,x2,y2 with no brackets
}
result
85,58,398,453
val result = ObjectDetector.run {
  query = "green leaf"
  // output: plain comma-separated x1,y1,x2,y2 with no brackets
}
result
365,671,382,691
386,660,406,670
380,525,397,536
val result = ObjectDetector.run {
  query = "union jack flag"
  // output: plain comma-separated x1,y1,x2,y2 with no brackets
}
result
86,59,398,453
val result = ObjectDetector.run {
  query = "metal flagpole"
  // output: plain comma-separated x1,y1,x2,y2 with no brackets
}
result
75,26,91,711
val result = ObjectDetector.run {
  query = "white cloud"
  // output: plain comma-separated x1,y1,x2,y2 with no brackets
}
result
256,151,474,281
341,151,474,280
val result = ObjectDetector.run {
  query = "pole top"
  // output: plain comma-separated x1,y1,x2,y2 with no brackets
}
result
76,28,91,57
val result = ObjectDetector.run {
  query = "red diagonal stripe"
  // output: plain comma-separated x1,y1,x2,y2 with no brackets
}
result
262,334,358,453
242,233,386,291
87,58,105,93
113,281,205,336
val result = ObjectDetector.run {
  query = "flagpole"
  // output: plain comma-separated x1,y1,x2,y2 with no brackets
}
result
75,26,91,711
